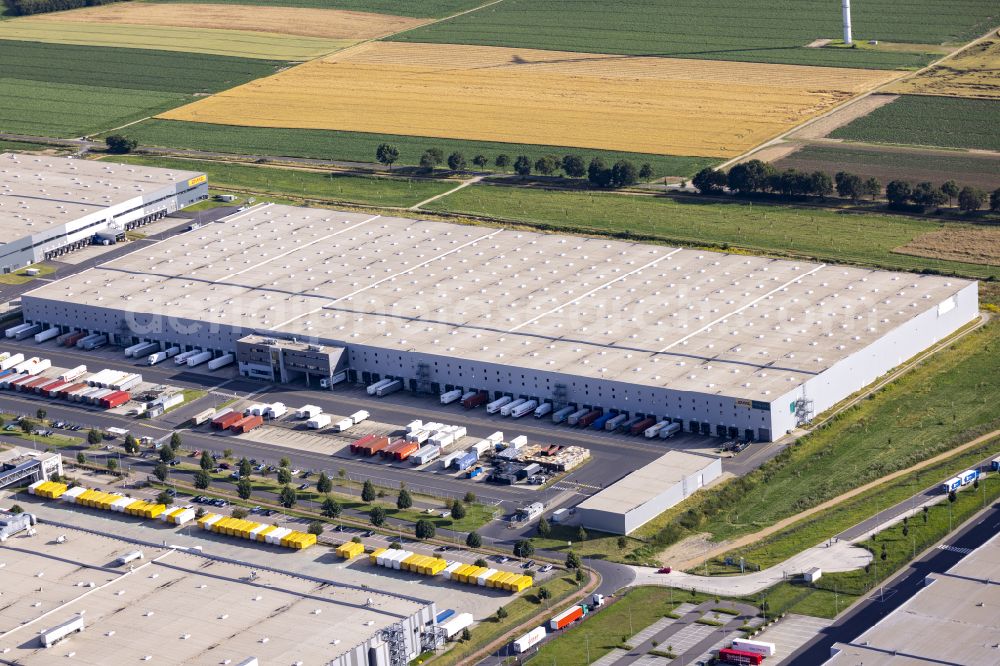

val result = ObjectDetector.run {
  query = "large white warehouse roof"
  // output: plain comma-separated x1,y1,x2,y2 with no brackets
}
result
25,204,973,401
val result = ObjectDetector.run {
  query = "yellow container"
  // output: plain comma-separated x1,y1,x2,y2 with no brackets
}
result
401,553,421,571
452,564,471,582
257,525,277,541
486,571,506,588
511,576,533,593
369,547,387,563
427,558,448,575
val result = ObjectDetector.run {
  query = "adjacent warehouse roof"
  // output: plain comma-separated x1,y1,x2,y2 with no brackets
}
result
0,152,202,236
0,523,427,665
576,450,718,517
25,204,972,401
827,531,1000,665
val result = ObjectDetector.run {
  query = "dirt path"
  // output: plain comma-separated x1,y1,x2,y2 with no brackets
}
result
789,93,898,139
675,426,1000,570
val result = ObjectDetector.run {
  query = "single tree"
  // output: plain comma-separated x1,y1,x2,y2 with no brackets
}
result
105,134,138,154
194,469,211,489
691,167,727,194
419,151,438,172
911,181,947,209
159,445,176,463
236,477,253,500
576,526,588,542
537,516,551,538
316,471,332,494
307,521,324,536
958,186,986,213
36,408,46,421
902,524,909,538
415,518,436,539
513,155,532,177
513,539,534,558
20,418,34,433
397,487,413,510
587,157,611,187
990,188,1000,212
277,467,292,485
153,461,169,482
941,179,960,206
279,484,297,508
200,450,213,471
885,180,912,209
362,479,376,502
375,143,399,170
239,457,253,479
222,448,233,459
337,468,347,483
834,171,864,200
123,435,139,454
923,506,929,523
463,491,477,504
466,531,482,548
617,535,628,549
156,490,174,506
195,506,205,519
534,155,559,176
426,148,444,165
862,176,882,200
727,160,773,194
279,457,291,468
451,500,467,520
9,504,23,514
639,163,654,182
461,627,472,642
170,432,182,449
76,451,86,464
107,457,118,473
369,505,386,527
472,154,488,169
447,152,466,171
537,586,551,601
561,154,586,178
610,160,638,188
495,154,511,172
321,496,342,519
575,567,584,583
565,551,582,569
809,171,833,198
474,558,488,568
880,543,887,561
88,429,103,446
231,507,249,519
496,606,508,621
948,490,957,503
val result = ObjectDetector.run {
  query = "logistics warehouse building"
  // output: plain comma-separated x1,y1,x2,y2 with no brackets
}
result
21,203,978,441
0,152,207,273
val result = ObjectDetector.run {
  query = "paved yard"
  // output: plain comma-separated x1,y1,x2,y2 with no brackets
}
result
756,613,833,664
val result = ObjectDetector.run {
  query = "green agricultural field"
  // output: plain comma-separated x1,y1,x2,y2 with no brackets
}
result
105,155,457,208
392,0,997,68
0,79,190,136
0,39,284,94
149,0,488,19
425,184,998,280
831,95,1000,151
0,40,287,138
632,321,1000,558
774,144,1000,192
0,138,54,152
107,119,717,178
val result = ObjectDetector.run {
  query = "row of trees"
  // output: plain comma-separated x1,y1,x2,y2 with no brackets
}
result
375,143,653,187
693,159,1000,213
6,0,124,16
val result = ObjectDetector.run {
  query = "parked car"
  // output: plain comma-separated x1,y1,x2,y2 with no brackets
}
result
657,567,672,574
297,483,308,490
165,488,177,497
523,560,535,569
540,564,553,573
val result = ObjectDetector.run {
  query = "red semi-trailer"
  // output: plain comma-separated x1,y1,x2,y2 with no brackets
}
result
548,605,584,631
359,436,390,456
212,411,242,430
629,416,657,436
576,409,602,428
58,382,88,399
102,391,131,409
350,433,377,454
718,648,764,665
230,414,263,433
461,391,489,409
393,441,420,461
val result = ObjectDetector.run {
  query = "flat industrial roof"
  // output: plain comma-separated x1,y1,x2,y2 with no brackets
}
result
827,531,1000,665
24,203,973,400
575,450,717,514
0,153,201,238
0,523,425,665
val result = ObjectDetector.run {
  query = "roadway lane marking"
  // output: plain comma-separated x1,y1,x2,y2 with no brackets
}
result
937,544,974,554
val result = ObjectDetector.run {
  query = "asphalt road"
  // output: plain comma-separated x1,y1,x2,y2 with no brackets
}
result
788,500,1000,663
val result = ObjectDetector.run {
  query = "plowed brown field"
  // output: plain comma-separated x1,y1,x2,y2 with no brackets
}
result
31,3,429,40
161,42,900,158
894,227,1000,265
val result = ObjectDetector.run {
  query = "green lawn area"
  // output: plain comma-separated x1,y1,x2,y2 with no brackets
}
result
831,95,1000,151
1,430,81,450
631,321,1000,559
0,40,285,138
387,503,498,534
529,524,647,562
709,435,1000,572
103,155,457,208
390,0,994,68
532,586,728,664
0,139,55,152
434,575,583,666
149,0,488,18
109,119,717,179
0,263,56,285
426,183,997,280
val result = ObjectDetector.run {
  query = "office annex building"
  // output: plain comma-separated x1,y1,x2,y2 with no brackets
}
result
22,201,978,442
0,152,207,273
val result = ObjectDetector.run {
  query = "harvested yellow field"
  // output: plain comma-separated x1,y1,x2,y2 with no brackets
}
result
30,3,429,40
0,20,354,60
895,227,1000,266
887,36,1000,99
161,42,900,157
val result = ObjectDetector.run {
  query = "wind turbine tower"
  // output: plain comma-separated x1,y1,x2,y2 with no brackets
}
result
842,0,853,45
